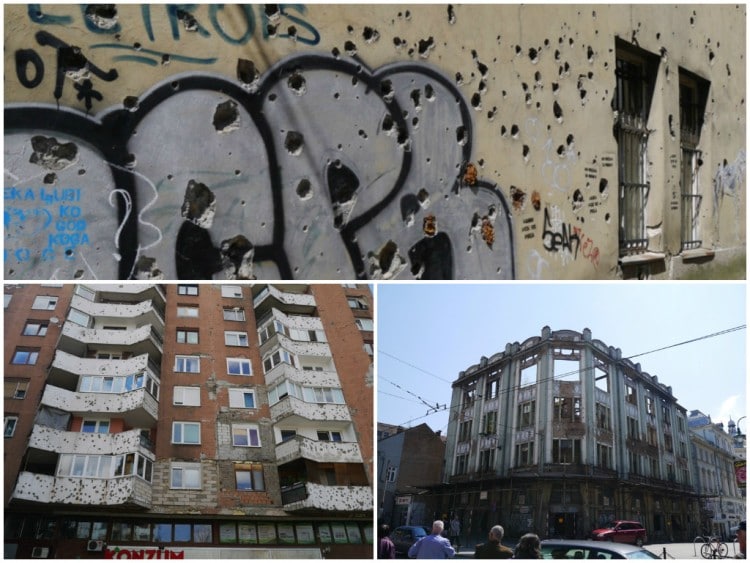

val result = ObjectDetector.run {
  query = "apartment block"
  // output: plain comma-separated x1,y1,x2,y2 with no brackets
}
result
4,283,373,559
432,327,697,544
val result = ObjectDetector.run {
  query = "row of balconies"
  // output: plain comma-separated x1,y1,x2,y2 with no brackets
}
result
11,284,369,514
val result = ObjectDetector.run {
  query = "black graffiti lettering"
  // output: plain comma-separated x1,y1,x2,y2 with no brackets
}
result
542,207,580,258
35,30,118,103
15,49,45,88
5,50,518,280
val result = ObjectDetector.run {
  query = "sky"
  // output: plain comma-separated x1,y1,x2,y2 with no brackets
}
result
376,282,747,437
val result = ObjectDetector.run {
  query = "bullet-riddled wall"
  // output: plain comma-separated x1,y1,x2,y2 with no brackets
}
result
4,5,745,280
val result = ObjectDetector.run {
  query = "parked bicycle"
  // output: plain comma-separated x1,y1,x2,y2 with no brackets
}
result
700,536,729,559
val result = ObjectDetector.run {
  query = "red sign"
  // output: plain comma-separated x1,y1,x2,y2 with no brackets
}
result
106,548,185,559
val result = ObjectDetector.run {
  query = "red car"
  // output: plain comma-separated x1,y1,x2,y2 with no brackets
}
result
591,521,648,546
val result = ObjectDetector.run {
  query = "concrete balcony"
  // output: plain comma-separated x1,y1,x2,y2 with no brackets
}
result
275,436,363,465
261,334,331,359
58,322,162,360
271,396,351,425
90,284,165,305
12,471,152,509
40,384,158,427
70,294,164,330
48,350,158,391
28,426,153,457
264,362,341,389
253,285,316,318
280,482,371,513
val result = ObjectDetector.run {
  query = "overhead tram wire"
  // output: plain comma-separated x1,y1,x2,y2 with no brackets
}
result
380,324,747,428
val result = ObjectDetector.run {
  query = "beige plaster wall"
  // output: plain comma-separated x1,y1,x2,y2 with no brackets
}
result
4,4,745,279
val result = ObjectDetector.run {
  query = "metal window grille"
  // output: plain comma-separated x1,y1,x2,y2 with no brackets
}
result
679,81,704,250
615,56,652,255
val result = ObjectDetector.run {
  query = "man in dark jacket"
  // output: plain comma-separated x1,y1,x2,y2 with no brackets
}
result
474,525,513,559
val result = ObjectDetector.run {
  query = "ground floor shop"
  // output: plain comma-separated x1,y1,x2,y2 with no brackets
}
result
4,511,373,559
424,474,701,548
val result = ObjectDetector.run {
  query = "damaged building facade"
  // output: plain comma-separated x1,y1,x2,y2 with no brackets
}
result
435,327,698,545
3,5,745,281
4,283,373,559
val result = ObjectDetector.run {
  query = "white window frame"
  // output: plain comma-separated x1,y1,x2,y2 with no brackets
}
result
12,348,39,365
231,424,261,447
227,358,252,376
68,308,91,327
81,419,110,433
4,294,12,308
317,430,343,442
221,285,243,298
263,348,295,373
223,307,246,321
347,297,368,310
229,388,256,409
4,416,19,437
172,421,201,445
175,355,200,373
173,386,201,407
355,318,374,331
225,331,249,347
303,386,345,404
22,321,48,336
177,306,199,318
170,462,202,489
363,342,373,355
32,296,58,310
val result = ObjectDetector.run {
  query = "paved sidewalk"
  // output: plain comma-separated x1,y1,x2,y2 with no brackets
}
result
454,541,743,559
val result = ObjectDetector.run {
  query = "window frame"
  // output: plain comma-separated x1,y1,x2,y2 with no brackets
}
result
170,462,202,489
32,296,58,310
228,388,256,409
354,318,374,331
234,462,265,491
177,285,199,296
174,355,200,373
614,40,659,256
223,307,246,321
176,328,200,345
231,424,261,447
4,416,19,437
22,321,49,336
172,421,201,445
227,358,253,376
11,348,40,365
5,379,30,400
173,386,201,407
176,305,199,318
224,331,249,347
221,285,243,298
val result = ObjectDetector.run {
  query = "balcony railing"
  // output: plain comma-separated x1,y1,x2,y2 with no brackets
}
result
275,436,363,465
270,396,351,424
27,426,154,457
263,362,341,389
40,384,158,427
59,322,162,359
280,481,372,512
70,295,164,328
253,286,316,317
12,472,152,509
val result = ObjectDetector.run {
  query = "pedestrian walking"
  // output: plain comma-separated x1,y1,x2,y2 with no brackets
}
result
378,524,396,559
474,525,514,559
408,520,456,559
450,515,461,548
736,520,746,559
513,533,541,559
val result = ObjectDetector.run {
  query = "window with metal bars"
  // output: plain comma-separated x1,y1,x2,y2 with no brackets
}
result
614,41,658,256
679,71,709,250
